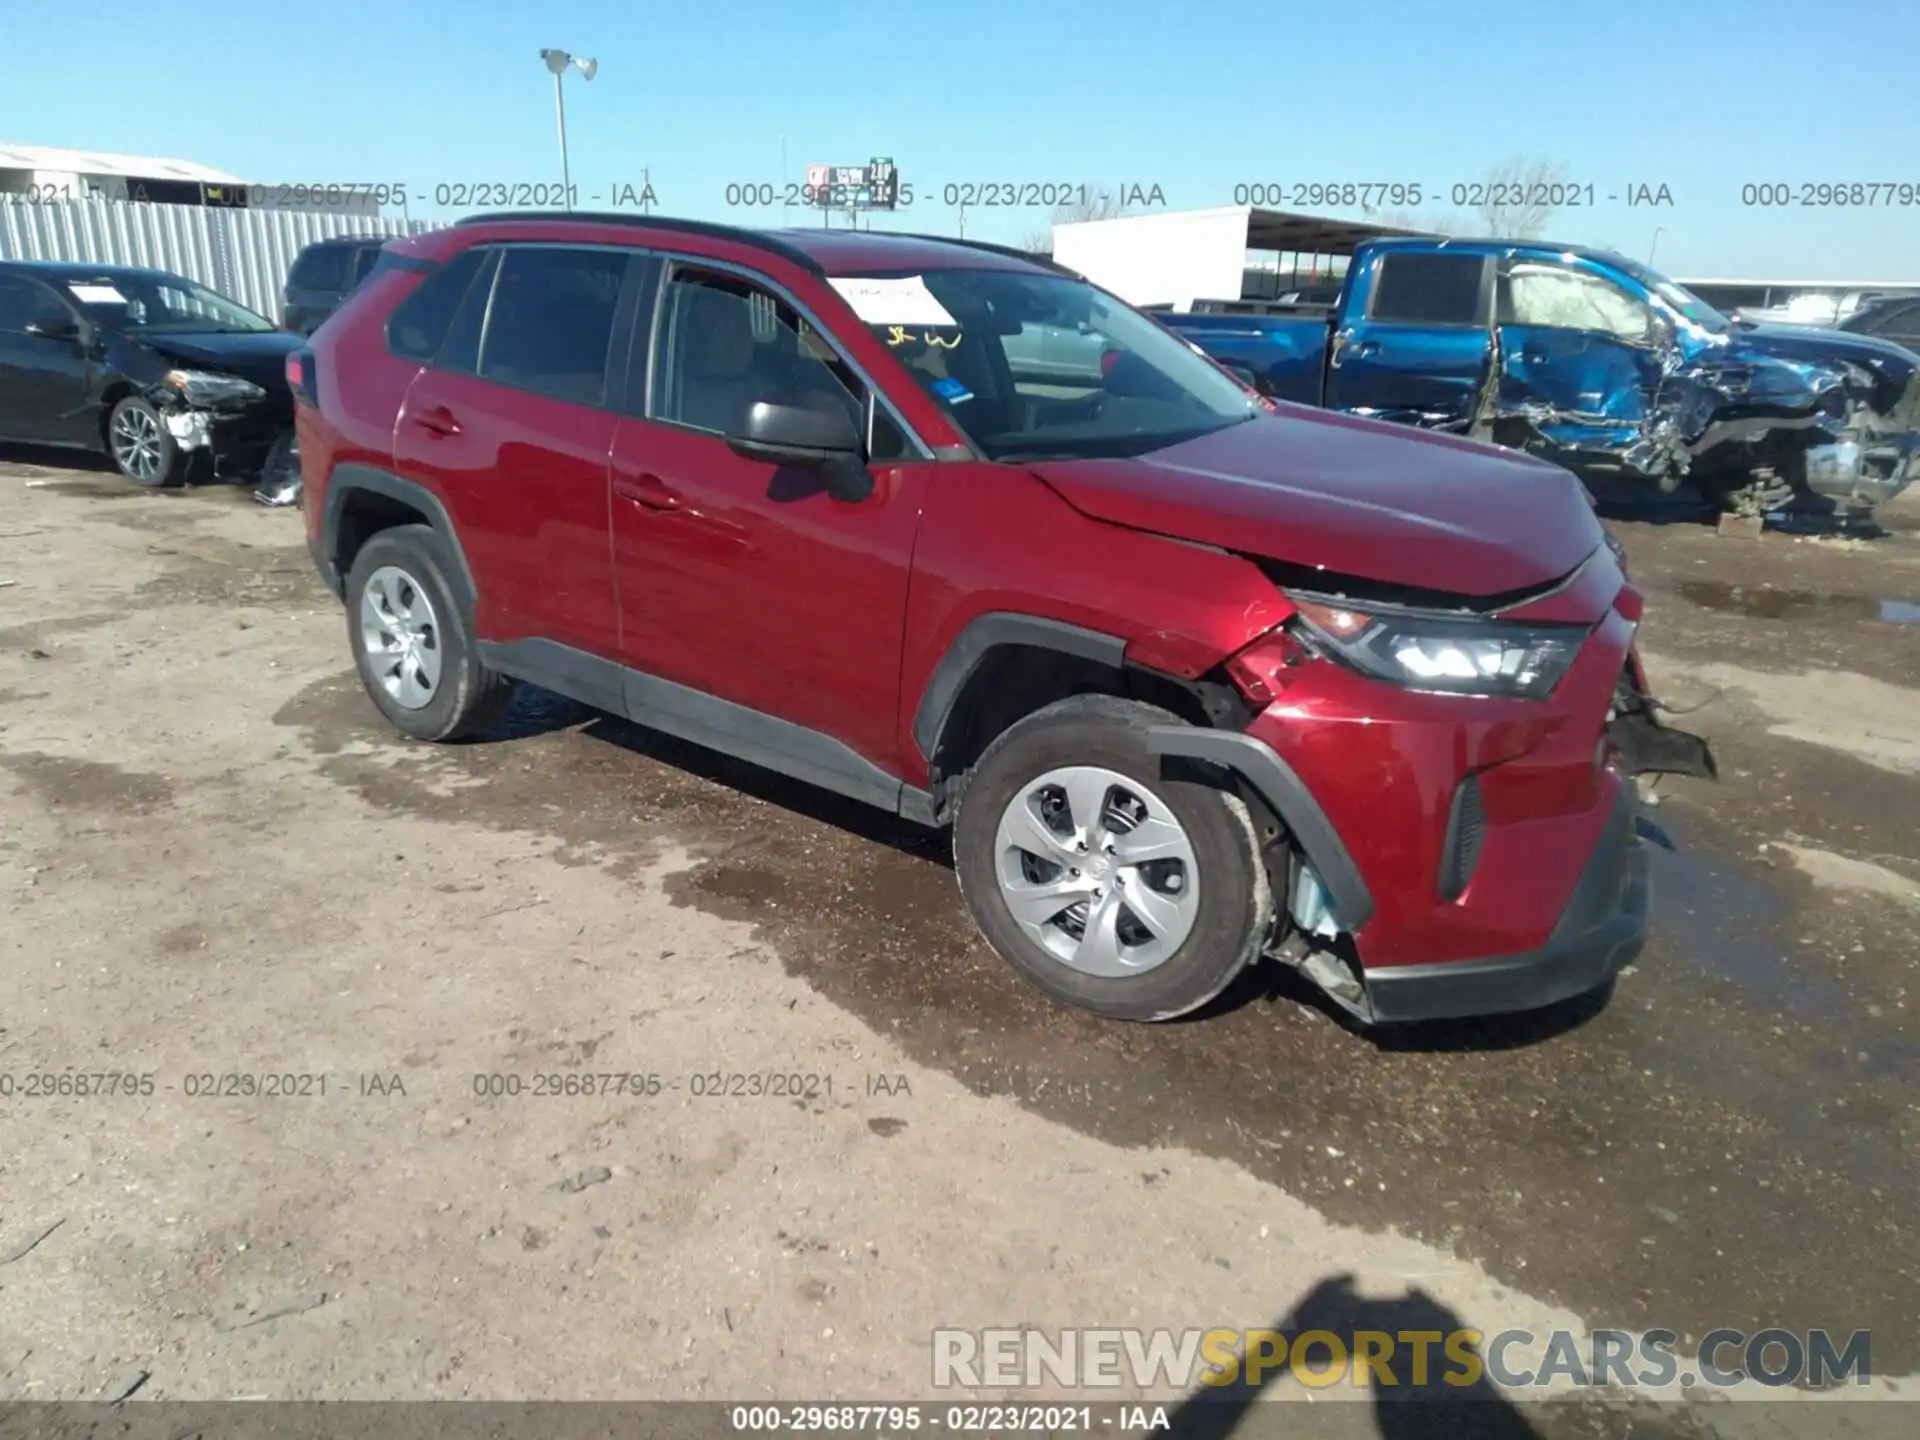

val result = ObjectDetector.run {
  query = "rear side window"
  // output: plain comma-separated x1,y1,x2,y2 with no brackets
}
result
386,247,489,361
477,246,628,407
289,245,351,291
1369,252,1485,326
350,245,385,285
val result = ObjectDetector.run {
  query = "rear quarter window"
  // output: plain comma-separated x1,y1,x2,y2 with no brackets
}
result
385,247,490,362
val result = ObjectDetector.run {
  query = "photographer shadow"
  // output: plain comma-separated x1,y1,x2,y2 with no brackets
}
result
1167,1274,1543,1439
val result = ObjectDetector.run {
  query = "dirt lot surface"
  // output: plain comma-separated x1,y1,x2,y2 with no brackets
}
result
1,449,1915,1437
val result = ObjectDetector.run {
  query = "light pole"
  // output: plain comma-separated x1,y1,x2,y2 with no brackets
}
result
539,48,597,209
1648,225,1666,267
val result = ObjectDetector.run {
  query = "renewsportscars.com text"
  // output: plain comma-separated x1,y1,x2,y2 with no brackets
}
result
932,1326,1872,1390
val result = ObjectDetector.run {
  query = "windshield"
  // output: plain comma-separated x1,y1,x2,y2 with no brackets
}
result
59,273,276,334
833,268,1259,461
1610,257,1730,332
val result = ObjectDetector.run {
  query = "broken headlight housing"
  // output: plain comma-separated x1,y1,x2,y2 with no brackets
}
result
164,369,265,406
1286,595,1588,700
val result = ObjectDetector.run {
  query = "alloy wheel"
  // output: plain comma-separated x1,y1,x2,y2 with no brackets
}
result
110,406,164,482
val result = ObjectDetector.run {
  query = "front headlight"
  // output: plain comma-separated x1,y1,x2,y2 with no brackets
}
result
1286,595,1588,700
165,368,265,406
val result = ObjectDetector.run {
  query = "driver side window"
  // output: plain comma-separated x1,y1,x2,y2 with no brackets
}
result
653,268,874,449
0,277,71,335
1502,263,1653,345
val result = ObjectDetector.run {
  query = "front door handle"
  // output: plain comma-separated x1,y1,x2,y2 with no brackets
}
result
614,473,681,510
1351,339,1381,358
411,405,461,437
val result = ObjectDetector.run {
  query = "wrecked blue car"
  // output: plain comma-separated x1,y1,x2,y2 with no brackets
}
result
1162,238,1920,517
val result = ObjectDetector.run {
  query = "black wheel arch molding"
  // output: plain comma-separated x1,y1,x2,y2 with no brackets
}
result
317,463,479,613
1144,725,1376,933
911,612,1129,763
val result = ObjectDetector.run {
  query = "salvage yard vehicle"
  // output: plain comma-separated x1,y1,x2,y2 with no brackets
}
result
1841,295,1920,353
0,260,301,493
1164,238,1920,519
295,213,1714,1026
282,236,391,336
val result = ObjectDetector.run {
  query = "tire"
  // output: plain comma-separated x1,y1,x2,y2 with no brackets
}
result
107,396,182,488
953,694,1274,1022
343,524,514,742
1696,466,1797,518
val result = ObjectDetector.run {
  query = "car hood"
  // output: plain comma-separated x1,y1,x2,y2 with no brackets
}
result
129,330,301,392
1026,409,1604,598
1725,322,1920,377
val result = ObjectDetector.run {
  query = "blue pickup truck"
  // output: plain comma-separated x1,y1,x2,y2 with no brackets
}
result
1159,238,1920,517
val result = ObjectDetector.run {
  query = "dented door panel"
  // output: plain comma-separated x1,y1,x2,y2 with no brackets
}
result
1489,324,1674,473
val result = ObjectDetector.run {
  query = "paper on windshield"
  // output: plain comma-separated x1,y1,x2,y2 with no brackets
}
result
827,276,957,328
69,283,128,304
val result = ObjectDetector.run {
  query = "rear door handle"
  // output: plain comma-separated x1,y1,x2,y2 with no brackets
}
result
411,405,461,437
614,473,681,510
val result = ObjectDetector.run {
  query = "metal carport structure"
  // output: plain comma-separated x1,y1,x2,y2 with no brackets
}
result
1051,205,1438,311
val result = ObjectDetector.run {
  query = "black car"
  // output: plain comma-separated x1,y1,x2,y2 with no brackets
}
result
282,236,389,335
0,260,300,496
1840,294,1920,352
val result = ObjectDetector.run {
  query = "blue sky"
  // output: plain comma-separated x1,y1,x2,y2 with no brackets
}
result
6,0,1919,279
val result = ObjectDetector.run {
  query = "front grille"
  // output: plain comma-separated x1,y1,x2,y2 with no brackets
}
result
1437,775,1485,902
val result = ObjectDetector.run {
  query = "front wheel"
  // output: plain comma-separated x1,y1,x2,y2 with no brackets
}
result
107,397,181,488
953,695,1273,1022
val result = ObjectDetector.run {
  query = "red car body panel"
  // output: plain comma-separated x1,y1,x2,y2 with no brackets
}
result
1030,409,1604,597
607,415,932,774
298,215,1688,1020
396,366,623,657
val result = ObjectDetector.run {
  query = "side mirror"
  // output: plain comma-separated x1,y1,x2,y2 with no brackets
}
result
25,315,79,342
727,400,874,502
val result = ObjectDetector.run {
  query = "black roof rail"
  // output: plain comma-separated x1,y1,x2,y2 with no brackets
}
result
451,211,826,275
888,232,1082,277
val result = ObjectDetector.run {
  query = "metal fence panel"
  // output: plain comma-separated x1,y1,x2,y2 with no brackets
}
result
0,197,442,318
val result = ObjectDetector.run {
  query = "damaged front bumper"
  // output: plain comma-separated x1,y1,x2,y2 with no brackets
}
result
1606,658,1717,781
1360,782,1650,1023
145,385,291,481
1799,435,1918,507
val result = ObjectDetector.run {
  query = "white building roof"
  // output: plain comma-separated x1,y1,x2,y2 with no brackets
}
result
0,144,246,185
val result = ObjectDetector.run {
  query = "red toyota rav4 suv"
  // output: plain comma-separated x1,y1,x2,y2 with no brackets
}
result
294,213,1713,1025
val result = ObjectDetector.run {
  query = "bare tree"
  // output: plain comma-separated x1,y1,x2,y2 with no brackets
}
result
1359,202,1460,237
1054,185,1133,225
1468,156,1574,239
1021,185,1136,256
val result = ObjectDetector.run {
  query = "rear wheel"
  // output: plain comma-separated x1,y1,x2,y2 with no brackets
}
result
953,695,1272,1021
343,525,513,741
